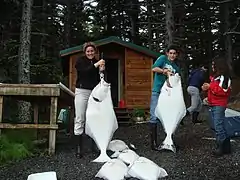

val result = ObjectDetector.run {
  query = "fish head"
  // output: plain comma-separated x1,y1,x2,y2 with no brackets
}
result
167,73,181,88
91,79,111,102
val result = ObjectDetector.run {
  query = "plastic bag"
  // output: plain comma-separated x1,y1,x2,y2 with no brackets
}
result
27,171,57,180
95,159,128,180
108,139,129,157
127,157,168,180
155,73,186,153
113,149,139,166
85,79,118,163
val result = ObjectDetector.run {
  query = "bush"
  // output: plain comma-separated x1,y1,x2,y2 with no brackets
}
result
132,108,145,118
0,130,35,164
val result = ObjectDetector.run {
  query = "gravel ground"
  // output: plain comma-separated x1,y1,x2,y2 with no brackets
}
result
0,116,240,180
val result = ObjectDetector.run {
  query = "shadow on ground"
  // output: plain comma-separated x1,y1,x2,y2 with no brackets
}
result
0,118,239,180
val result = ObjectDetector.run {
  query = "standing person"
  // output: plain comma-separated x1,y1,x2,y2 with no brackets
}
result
149,45,180,151
74,42,105,158
202,56,232,157
186,64,208,124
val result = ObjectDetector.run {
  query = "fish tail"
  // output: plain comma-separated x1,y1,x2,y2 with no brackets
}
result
92,151,111,163
159,134,176,153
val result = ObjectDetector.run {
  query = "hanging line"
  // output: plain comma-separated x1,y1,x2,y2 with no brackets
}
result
99,52,105,80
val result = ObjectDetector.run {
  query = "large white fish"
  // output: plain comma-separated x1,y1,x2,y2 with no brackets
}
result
85,78,118,163
155,73,186,153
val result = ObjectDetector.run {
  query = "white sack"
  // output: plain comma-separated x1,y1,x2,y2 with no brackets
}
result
95,159,128,180
225,108,240,117
85,79,118,163
27,171,57,180
108,139,129,158
115,149,139,166
155,73,186,153
127,157,168,180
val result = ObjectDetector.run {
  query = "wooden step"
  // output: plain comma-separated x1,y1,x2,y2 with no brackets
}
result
114,107,131,122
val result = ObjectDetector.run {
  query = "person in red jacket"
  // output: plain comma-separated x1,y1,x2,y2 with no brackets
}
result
202,56,232,157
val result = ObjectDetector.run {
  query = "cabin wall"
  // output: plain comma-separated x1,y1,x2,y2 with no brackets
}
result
69,53,82,92
124,48,153,109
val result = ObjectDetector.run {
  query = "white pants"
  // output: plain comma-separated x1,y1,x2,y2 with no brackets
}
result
74,88,92,135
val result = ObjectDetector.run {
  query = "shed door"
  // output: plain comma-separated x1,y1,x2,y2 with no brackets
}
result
105,58,119,107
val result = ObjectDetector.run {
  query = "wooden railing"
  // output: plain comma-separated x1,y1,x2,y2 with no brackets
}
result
0,83,74,155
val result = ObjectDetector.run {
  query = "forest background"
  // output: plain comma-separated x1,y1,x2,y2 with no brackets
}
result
0,0,240,123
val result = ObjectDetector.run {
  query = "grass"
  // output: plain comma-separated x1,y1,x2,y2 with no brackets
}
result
0,129,37,164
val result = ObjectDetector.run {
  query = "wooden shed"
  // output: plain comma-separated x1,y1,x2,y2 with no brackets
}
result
59,36,161,109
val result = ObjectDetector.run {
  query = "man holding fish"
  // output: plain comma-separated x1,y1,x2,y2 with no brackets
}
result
149,45,180,151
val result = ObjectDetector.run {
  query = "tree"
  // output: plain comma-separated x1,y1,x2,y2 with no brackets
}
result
18,0,33,123
165,0,174,46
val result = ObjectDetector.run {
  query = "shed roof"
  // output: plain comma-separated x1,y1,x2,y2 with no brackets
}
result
59,36,161,58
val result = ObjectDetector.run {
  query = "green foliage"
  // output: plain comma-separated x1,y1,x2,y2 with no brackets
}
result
132,108,145,118
0,130,36,164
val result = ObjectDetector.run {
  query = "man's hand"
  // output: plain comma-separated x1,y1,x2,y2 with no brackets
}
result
202,83,210,91
163,69,173,76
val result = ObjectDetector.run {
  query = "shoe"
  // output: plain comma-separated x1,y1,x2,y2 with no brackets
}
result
149,123,160,151
181,110,190,125
212,141,224,157
192,112,202,124
223,137,231,154
75,135,83,158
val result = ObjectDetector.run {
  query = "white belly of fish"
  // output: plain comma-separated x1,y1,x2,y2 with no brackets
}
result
85,80,118,162
155,74,186,153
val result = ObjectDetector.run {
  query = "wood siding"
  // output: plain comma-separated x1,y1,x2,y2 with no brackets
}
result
125,48,153,108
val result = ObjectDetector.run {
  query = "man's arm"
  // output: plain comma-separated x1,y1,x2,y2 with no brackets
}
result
152,55,165,74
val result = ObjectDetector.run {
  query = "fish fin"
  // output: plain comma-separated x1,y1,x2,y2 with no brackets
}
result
159,143,176,153
92,151,111,163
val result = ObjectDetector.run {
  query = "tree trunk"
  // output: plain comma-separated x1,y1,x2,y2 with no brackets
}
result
64,0,71,48
104,1,113,37
128,0,140,44
220,3,233,73
165,0,174,46
147,0,153,50
206,16,213,72
174,0,188,102
40,0,47,58
18,0,33,123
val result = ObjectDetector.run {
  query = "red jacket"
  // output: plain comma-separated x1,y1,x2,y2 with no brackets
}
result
208,75,231,107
